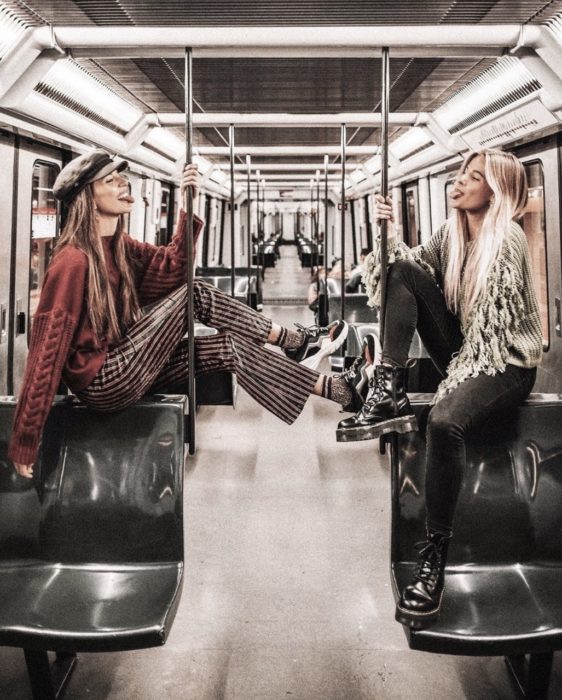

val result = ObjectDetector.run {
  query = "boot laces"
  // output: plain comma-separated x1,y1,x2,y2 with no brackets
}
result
363,373,385,410
413,539,444,588
294,322,327,340
340,355,363,382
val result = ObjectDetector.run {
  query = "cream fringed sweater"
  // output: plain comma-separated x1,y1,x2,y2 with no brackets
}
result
363,221,543,403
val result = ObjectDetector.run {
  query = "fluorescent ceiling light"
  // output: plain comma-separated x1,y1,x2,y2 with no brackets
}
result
209,168,228,185
349,169,367,184
145,127,183,159
193,154,213,174
391,127,430,160
364,155,380,173
39,59,142,132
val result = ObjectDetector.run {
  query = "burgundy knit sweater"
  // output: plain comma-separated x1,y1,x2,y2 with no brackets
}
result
9,211,203,465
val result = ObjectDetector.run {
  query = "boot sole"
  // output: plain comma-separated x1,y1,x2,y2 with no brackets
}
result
394,592,443,630
336,414,418,442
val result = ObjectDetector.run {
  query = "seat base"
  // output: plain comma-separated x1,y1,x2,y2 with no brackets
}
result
392,562,562,656
0,562,183,652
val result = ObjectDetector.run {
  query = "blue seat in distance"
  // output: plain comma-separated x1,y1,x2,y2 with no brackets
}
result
0,395,185,697
388,393,562,698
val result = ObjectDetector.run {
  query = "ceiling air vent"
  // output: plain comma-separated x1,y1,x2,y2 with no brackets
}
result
0,5,30,60
434,57,541,135
34,59,141,136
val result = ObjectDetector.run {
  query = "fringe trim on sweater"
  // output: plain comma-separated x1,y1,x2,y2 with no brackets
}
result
432,258,525,403
362,235,527,405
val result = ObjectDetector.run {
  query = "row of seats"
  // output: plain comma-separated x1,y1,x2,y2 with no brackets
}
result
3,389,562,698
295,233,323,268
252,232,282,268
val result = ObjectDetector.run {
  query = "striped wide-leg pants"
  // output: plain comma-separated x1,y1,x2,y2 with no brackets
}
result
76,280,320,424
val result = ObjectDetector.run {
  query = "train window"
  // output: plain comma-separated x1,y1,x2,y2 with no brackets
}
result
30,161,60,326
519,161,549,349
444,178,455,218
157,186,172,245
404,185,420,247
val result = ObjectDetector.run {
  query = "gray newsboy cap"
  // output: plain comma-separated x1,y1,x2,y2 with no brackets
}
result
53,149,128,205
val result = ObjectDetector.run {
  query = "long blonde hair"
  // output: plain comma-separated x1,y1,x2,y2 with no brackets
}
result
444,149,528,315
54,184,141,345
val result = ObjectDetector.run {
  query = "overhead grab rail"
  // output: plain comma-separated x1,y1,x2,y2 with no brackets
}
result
19,24,549,58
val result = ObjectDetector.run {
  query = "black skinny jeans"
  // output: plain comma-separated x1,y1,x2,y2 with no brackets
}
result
383,259,537,533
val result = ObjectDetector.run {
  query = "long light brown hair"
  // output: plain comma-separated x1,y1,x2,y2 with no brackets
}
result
444,149,528,315
54,184,141,344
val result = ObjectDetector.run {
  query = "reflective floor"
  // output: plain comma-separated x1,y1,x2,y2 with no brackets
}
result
1,244,561,698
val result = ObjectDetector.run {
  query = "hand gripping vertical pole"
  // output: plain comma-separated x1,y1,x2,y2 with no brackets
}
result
340,123,347,325
379,47,390,348
184,47,196,455
229,124,236,298
246,155,252,306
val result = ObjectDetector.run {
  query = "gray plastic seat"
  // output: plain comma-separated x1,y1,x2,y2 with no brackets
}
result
0,396,185,696
389,393,562,697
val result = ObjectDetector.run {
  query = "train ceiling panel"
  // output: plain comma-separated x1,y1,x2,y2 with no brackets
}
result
5,1,562,26
2,0,562,195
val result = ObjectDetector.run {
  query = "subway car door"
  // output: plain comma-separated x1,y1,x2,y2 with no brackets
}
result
0,132,17,395
11,141,63,396
514,136,562,393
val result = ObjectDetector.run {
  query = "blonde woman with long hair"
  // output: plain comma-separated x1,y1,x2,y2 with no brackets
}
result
339,149,542,628
9,150,358,480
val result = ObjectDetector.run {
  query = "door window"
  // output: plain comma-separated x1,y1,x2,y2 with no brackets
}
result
519,161,549,348
30,161,60,324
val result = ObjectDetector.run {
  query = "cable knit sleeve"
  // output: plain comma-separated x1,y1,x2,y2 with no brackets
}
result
363,224,447,308
125,212,205,305
8,249,86,466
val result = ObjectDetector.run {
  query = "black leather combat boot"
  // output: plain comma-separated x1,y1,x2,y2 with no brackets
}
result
395,529,451,629
336,364,417,442
339,334,376,412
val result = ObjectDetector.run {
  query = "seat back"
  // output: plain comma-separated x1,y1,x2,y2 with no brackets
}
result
327,293,374,324
199,274,256,297
0,396,185,565
391,394,562,567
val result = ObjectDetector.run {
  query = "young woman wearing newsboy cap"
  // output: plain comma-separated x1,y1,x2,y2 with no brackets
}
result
9,149,370,478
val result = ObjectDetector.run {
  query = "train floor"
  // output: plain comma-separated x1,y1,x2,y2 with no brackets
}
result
1,243,562,699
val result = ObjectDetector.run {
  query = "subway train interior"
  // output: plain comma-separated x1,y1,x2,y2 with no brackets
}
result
2,1,562,698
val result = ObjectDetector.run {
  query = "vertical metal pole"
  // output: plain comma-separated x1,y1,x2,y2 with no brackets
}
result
340,123,346,324
256,171,262,276
350,199,357,265
229,124,235,298
313,169,319,276
261,178,266,246
379,47,390,347
364,194,373,251
184,47,196,455
309,178,314,241
323,154,329,273
246,154,252,305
